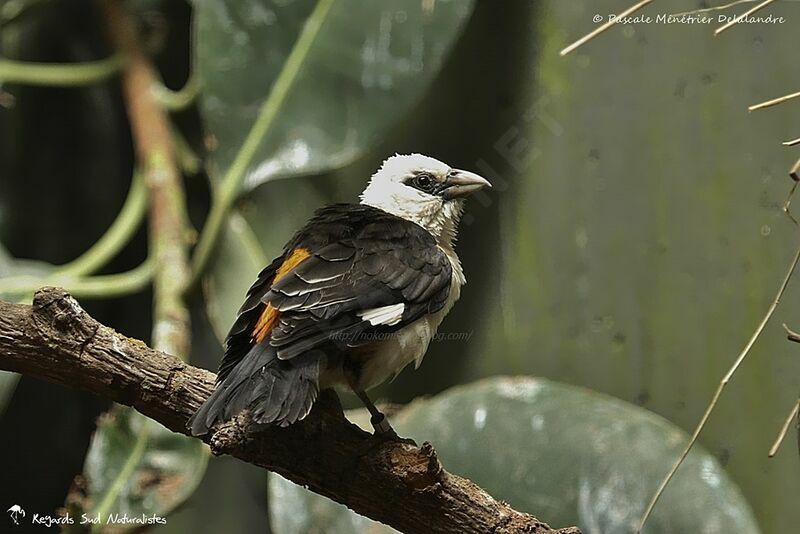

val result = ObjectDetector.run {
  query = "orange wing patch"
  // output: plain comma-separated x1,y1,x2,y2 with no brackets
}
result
252,248,311,343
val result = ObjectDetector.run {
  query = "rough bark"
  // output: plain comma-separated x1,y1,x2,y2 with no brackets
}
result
0,288,580,534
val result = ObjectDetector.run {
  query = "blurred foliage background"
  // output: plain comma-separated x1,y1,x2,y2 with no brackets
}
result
1,0,799,533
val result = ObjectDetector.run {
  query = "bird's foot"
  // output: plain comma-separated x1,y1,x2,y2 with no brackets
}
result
370,413,417,446
346,413,417,478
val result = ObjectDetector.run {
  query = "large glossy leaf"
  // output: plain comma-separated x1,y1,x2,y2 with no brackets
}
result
193,0,475,189
70,407,208,529
269,377,761,534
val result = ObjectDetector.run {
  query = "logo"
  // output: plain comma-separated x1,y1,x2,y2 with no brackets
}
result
7,505,25,525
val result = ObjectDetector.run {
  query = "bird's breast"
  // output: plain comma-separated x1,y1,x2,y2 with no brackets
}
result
352,246,464,391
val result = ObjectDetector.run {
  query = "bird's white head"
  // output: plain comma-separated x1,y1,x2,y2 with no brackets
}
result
360,154,491,246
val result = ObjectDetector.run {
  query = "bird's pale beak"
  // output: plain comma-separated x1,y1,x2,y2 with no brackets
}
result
442,170,492,200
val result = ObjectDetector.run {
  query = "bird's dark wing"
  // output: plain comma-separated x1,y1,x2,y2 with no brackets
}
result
266,231,452,360
217,204,453,378
215,256,284,382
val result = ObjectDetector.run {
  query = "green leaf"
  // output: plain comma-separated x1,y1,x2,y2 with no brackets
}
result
268,377,762,534
0,243,54,300
193,0,475,189
72,408,207,530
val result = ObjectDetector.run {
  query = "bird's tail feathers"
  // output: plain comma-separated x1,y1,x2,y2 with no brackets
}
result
188,343,322,436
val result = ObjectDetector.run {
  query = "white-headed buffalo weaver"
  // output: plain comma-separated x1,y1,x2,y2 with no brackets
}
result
189,154,491,437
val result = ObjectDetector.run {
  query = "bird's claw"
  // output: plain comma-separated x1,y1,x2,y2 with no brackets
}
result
370,414,417,446
371,413,393,434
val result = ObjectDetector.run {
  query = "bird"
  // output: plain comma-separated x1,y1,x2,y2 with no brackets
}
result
188,153,491,438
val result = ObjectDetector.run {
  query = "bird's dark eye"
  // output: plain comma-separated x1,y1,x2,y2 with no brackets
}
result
414,174,433,190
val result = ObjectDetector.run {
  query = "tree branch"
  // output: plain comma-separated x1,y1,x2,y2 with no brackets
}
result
0,288,579,534
100,0,192,359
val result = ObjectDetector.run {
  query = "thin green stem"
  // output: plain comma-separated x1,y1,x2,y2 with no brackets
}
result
151,74,199,111
60,171,147,277
59,259,154,298
186,0,336,291
170,123,202,175
0,171,148,297
2,259,153,300
0,54,124,86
